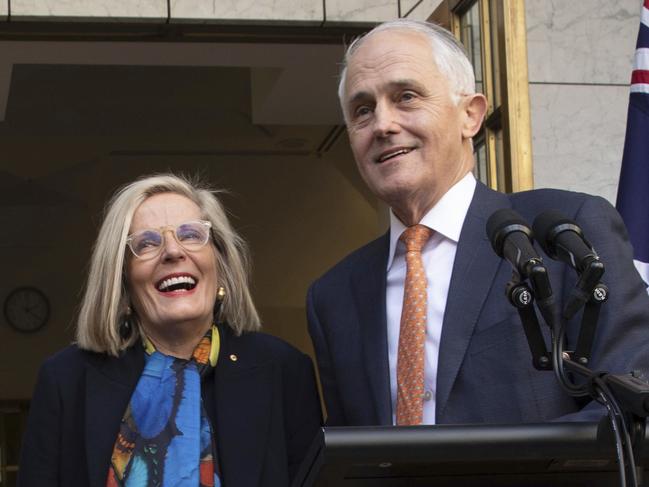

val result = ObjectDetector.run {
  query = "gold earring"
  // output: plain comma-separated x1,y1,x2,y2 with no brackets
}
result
216,286,226,301
213,287,226,324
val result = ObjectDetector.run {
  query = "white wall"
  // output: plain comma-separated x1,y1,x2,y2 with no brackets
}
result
526,0,640,203
7,0,440,23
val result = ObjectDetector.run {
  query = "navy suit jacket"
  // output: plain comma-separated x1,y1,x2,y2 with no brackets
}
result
308,182,649,426
18,324,322,487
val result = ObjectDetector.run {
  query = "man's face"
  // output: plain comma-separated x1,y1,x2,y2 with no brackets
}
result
343,29,475,221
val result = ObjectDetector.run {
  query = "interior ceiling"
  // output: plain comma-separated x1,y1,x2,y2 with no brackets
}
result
4,64,329,142
0,41,350,162
0,38,349,197
0,39,369,254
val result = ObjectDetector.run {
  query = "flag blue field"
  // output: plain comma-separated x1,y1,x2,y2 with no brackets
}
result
616,0,649,285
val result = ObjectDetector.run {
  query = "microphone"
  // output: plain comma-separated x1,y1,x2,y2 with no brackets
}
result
487,209,556,327
487,209,543,279
532,211,600,273
532,211,604,319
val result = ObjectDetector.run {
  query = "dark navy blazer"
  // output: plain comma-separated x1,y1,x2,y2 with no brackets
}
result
308,182,649,426
18,324,322,487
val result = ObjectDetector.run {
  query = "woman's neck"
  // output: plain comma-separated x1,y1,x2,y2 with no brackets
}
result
142,321,212,359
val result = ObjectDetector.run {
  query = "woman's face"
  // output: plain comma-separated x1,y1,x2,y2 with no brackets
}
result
126,192,218,338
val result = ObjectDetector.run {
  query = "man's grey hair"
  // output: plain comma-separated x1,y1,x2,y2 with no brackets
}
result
338,19,476,120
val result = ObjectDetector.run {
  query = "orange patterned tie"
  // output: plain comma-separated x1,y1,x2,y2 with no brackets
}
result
396,224,433,425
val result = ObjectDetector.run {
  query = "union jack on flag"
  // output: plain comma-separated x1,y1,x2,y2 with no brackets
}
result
616,0,649,286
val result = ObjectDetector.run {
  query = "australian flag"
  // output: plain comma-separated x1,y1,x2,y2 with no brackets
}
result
616,0,649,286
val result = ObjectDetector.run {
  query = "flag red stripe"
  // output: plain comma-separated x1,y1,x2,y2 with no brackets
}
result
632,70,649,84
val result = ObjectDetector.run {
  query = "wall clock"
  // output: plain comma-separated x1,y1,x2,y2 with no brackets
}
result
4,287,50,333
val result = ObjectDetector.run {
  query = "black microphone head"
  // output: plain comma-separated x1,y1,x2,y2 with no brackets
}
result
486,209,533,257
532,210,583,258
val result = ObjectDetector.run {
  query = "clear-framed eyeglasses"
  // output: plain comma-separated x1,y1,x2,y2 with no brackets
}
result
126,220,213,260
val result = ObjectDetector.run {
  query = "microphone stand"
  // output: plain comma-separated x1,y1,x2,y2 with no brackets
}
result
506,276,552,371
504,273,648,464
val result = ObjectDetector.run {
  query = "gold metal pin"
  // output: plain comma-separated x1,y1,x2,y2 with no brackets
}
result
229,354,238,362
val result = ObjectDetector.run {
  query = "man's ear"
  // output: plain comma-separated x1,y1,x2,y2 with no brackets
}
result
461,93,488,139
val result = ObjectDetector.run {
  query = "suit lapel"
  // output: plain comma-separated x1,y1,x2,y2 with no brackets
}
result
213,328,273,486
436,184,510,421
84,347,144,487
351,233,392,425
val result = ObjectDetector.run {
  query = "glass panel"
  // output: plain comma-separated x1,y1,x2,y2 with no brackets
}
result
474,139,488,185
6,471,17,487
460,1,483,95
4,413,24,468
495,127,508,192
0,402,29,487
489,0,503,108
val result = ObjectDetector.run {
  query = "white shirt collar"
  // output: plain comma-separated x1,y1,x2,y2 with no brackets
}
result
386,173,477,270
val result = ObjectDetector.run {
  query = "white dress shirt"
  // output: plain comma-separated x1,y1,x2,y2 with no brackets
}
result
386,173,477,425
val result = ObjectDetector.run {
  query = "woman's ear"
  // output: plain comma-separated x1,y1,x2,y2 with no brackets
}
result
461,93,488,139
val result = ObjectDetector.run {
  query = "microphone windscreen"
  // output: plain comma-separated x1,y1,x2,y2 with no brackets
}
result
486,209,531,257
532,210,575,256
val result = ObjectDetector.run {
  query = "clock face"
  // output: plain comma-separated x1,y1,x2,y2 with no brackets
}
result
4,287,50,333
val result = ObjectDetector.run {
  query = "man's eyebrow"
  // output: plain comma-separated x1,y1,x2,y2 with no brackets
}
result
390,79,426,91
347,90,372,107
347,79,426,106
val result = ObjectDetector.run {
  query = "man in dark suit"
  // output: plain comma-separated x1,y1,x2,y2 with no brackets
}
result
307,18,649,426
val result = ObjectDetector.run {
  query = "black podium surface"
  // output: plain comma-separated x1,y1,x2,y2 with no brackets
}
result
293,422,649,486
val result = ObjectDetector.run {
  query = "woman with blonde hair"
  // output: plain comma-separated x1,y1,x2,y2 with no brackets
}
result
18,174,321,487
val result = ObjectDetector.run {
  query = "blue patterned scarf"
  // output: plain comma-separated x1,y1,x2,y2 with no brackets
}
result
107,326,221,487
